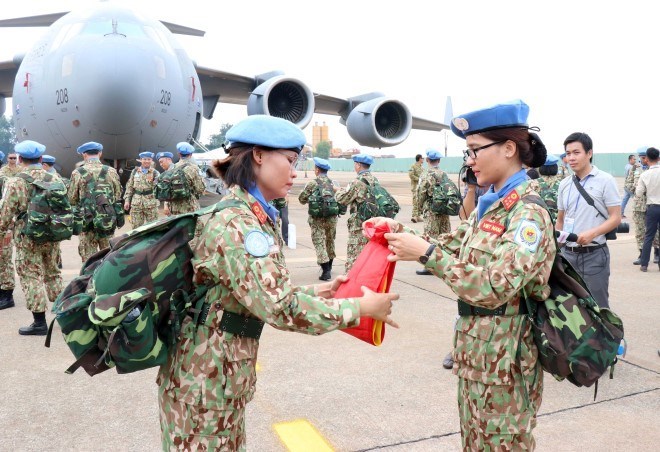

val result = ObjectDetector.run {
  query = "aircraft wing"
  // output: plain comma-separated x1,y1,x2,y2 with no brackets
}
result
0,59,19,99
0,12,67,27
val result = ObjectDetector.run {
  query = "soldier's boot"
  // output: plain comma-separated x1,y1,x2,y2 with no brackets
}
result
633,250,642,265
18,312,47,336
416,269,433,275
0,289,15,310
653,247,660,264
319,262,332,281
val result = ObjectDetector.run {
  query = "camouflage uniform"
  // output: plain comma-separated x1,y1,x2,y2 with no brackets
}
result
625,163,660,249
67,159,122,262
0,165,64,311
168,159,206,246
124,167,160,228
409,161,423,218
0,165,21,293
538,174,563,221
417,166,451,239
298,175,337,264
406,180,555,450
157,186,360,450
336,171,379,272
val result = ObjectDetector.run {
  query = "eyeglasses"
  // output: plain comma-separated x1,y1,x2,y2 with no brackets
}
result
8,157,17,160
462,140,507,160
273,150,299,170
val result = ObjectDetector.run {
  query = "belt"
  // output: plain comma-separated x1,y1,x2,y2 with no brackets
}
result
457,299,528,316
134,189,154,196
564,243,606,254
197,305,264,340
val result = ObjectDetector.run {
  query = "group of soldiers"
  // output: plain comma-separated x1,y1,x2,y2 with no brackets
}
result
0,140,205,336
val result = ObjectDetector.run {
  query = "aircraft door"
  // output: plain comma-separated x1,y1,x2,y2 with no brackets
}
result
192,112,201,141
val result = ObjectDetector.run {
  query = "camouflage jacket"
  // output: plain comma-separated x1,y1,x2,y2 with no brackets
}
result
168,160,206,214
416,166,445,211
124,167,160,209
157,186,360,409
336,171,378,230
298,174,331,205
408,162,423,187
540,173,563,189
67,159,122,207
0,165,22,197
406,180,555,385
625,163,648,212
0,165,64,239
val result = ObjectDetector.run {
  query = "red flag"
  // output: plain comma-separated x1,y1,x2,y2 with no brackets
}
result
336,221,396,345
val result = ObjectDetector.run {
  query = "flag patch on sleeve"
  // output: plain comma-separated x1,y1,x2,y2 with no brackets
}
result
514,219,542,252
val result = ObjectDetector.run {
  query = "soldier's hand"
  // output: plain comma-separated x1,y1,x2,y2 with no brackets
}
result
359,286,399,328
124,201,130,212
163,206,171,216
315,274,349,299
384,232,431,262
362,217,400,237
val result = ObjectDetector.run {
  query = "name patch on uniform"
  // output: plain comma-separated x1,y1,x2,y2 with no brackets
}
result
479,220,505,236
244,230,270,257
501,190,520,211
250,202,268,224
514,219,542,252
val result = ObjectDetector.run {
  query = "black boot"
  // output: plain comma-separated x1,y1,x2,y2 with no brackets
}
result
654,248,659,264
19,312,47,336
0,289,14,310
319,262,332,281
633,250,642,265
416,269,433,275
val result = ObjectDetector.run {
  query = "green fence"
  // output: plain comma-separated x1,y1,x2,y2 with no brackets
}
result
300,153,632,177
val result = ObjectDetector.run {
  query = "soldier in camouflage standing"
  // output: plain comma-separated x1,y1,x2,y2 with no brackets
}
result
408,153,424,222
124,151,160,228
336,153,379,273
0,150,19,309
168,142,206,245
537,154,563,222
0,141,65,334
298,157,338,280
626,147,660,264
415,149,451,275
157,115,398,450
380,100,554,450
156,151,174,215
41,155,64,270
68,142,122,263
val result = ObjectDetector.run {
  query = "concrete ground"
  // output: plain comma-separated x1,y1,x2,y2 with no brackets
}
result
0,171,657,451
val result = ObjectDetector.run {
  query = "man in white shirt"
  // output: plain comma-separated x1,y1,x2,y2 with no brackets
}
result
636,147,660,272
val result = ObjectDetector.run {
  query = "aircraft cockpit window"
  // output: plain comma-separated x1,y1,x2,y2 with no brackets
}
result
81,20,113,36
115,22,146,38
50,23,83,51
143,26,174,55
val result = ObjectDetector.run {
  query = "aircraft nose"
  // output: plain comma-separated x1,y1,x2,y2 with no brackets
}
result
79,40,153,134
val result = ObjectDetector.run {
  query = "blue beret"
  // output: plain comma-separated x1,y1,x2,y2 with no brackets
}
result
15,140,46,159
451,99,530,138
560,153,566,159
543,154,559,166
139,151,155,159
176,142,195,155
426,148,442,160
77,141,103,154
352,154,374,165
637,146,648,157
41,154,56,164
0,151,4,161
226,115,306,152
156,152,174,160
313,157,331,171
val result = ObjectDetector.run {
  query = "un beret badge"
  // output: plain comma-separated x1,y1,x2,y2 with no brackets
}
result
453,117,469,131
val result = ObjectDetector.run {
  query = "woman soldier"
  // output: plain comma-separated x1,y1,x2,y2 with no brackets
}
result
375,100,555,450
157,115,398,450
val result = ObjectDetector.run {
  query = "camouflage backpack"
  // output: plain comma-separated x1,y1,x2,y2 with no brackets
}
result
520,195,624,392
308,178,340,218
78,166,121,237
45,199,241,376
429,172,461,216
155,164,191,201
536,177,559,222
356,178,400,221
271,197,287,210
17,172,74,243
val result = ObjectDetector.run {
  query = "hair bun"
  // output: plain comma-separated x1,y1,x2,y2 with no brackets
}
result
528,132,547,168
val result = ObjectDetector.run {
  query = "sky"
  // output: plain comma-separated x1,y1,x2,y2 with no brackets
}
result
1,0,658,158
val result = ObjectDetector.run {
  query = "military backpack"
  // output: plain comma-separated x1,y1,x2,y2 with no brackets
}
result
17,172,75,243
536,177,559,222
356,177,400,221
308,178,340,218
429,172,461,216
155,164,191,201
78,166,122,237
45,199,241,376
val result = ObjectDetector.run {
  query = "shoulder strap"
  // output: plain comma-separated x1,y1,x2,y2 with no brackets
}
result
99,165,109,181
572,176,608,219
17,172,34,185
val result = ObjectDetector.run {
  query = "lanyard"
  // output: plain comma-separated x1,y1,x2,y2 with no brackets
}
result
566,174,592,216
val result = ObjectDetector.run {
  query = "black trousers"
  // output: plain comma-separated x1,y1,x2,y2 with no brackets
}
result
640,204,660,266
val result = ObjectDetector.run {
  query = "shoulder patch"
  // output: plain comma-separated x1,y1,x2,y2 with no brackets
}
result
244,230,270,257
514,219,542,252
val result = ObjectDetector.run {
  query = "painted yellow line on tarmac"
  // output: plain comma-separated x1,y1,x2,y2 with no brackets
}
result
274,419,334,452
255,362,261,372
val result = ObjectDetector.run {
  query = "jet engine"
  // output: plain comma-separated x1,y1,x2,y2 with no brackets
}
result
247,75,315,129
346,97,412,148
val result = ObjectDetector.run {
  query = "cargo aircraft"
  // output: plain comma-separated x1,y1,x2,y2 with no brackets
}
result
0,2,447,176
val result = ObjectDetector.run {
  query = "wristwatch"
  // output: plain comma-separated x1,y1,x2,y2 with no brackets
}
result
418,244,437,265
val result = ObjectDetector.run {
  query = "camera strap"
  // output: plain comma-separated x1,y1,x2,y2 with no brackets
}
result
571,175,609,220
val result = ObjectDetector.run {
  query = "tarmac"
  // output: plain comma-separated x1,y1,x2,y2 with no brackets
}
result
0,171,658,451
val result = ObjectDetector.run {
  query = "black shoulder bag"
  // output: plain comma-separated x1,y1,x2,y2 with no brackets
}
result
571,176,617,240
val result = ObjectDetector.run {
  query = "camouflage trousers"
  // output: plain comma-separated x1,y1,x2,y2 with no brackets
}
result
309,216,337,264
78,231,111,264
15,238,62,312
170,199,203,249
423,212,451,239
633,210,660,249
159,388,246,451
411,184,421,218
345,223,369,273
129,206,159,229
0,240,15,290
457,366,543,451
